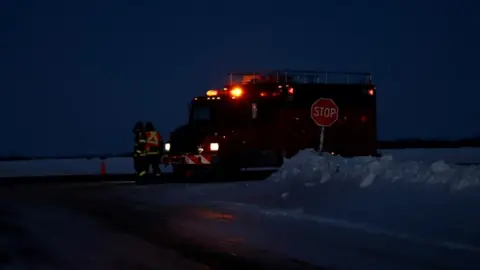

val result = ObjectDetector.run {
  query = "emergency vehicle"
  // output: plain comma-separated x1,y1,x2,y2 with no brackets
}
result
162,69,377,176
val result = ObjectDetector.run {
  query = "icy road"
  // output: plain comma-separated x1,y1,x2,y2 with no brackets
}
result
0,182,320,270
2,149,480,270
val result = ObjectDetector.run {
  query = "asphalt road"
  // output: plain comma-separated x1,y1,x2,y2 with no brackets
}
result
0,172,324,270
2,171,479,269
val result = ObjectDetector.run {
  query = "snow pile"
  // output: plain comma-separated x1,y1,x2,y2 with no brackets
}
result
275,149,480,190
239,149,480,248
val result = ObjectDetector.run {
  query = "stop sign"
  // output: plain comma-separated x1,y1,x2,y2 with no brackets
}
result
311,98,339,127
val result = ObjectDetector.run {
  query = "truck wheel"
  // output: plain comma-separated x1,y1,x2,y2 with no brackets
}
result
211,163,241,181
213,150,243,181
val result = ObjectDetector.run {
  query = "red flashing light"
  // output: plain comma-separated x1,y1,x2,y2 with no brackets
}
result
288,88,294,94
368,89,374,96
260,92,268,97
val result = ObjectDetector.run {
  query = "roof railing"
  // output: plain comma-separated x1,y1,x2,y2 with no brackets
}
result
227,69,372,85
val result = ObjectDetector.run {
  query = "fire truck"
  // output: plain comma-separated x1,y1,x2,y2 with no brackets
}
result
162,69,377,176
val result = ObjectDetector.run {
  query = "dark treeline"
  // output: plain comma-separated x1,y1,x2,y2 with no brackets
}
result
2,137,480,161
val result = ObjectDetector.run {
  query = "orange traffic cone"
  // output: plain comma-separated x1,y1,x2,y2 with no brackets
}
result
100,160,106,175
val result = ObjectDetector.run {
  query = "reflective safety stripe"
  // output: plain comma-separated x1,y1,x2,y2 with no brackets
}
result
146,131,160,146
138,171,147,176
184,156,196,164
197,155,210,164
184,154,212,164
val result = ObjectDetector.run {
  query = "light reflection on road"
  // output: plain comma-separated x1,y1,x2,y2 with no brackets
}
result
188,207,235,221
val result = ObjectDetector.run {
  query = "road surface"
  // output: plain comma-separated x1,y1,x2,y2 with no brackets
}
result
2,172,479,270
0,172,321,270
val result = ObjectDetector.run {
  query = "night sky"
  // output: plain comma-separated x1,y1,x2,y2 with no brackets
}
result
2,0,479,156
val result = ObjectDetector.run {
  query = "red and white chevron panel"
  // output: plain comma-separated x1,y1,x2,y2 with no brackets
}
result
184,154,213,165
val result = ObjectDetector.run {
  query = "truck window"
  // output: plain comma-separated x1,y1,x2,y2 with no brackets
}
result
190,101,251,126
192,105,210,121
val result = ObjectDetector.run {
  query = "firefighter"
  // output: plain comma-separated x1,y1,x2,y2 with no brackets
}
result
133,121,147,177
144,121,163,177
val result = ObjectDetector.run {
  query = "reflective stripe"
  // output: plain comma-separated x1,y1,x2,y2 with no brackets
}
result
138,171,147,176
184,156,195,164
146,131,160,146
184,154,212,164
197,155,210,164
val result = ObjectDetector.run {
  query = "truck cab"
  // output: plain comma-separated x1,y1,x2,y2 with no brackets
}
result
163,69,378,176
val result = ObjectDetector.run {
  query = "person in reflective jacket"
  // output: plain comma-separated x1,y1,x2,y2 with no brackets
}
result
144,121,163,176
132,121,147,177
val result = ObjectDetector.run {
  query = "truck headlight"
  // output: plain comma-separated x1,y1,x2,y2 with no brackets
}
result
165,143,171,151
210,143,219,151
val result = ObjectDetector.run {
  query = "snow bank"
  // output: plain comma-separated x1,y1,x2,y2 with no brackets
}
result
275,149,480,190
0,158,172,178
0,158,105,177
243,150,480,248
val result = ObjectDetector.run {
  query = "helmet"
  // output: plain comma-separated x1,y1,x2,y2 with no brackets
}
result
145,122,155,131
133,121,144,133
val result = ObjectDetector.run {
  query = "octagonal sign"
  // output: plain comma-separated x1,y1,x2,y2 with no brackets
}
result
311,98,339,127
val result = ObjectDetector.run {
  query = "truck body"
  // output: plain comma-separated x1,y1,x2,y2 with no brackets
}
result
162,70,377,175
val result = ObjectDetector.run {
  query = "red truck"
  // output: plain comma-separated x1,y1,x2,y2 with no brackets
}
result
162,70,378,176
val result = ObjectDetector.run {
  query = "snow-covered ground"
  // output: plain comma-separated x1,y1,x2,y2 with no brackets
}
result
380,147,480,164
0,157,173,178
106,149,480,270
1,147,480,178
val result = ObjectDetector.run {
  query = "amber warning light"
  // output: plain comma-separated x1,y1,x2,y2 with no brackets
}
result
206,90,218,96
230,87,243,97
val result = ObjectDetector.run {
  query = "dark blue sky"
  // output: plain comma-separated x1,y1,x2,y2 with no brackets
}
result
1,0,479,156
